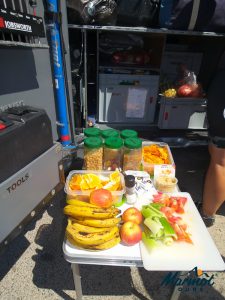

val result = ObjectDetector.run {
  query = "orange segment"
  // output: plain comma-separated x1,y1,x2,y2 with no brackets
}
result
80,178,90,190
83,174,101,189
110,170,120,183
69,174,82,190
103,181,119,192
99,175,110,186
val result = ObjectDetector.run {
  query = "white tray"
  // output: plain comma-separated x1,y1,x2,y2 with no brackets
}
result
63,203,143,266
140,192,225,271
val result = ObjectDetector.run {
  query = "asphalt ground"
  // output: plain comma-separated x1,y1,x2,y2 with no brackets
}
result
0,146,225,300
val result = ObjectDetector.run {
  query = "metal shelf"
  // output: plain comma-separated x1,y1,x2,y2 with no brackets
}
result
68,24,225,37
99,64,160,72
0,40,49,48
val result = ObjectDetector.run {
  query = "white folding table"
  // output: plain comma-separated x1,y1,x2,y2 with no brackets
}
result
63,191,225,300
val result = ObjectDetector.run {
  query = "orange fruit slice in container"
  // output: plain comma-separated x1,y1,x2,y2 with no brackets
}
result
69,174,82,190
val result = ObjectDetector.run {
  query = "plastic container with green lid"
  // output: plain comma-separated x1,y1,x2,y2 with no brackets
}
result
84,127,101,137
83,137,103,170
123,137,142,171
120,129,138,139
101,128,119,140
103,137,123,171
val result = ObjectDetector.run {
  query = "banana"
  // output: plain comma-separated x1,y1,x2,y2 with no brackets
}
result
66,233,120,251
66,199,99,208
71,216,121,228
69,221,112,234
89,234,121,250
66,224,119,246
64,205,120,219
66,234,92,250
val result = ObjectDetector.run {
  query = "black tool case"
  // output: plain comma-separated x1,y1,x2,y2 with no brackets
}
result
0,106,53,183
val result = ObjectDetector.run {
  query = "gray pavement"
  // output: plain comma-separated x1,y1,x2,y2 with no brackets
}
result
0,146,225,300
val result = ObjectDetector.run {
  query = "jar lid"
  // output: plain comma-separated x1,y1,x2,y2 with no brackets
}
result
124,137,142,149
84,137,103,149
125,175,135,188
120,129,138,139
105,137,123,149
101,129,119,139
84,127,101,137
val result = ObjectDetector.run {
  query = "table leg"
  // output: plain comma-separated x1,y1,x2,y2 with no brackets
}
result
71,263,83,300
170,271,188,300
170,284,182,300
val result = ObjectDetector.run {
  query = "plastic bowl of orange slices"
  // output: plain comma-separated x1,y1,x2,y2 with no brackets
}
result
65,170,125,204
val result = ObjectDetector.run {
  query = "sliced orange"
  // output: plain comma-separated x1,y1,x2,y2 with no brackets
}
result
69,183,81,190
109,170,121,183
99,175,110,186
80,177,90,190
83,173,101,189
69,174,82,190
103,181,119,192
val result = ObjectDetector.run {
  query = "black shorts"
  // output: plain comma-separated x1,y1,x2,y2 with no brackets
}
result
207,69,225,148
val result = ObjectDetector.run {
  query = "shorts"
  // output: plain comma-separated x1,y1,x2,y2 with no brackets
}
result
209,136,225,148
207,69,225,148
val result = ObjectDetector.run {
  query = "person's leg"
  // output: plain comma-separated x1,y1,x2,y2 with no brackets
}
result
202,143,225,216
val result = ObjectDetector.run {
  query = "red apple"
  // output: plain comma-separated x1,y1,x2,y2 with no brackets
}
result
122,207,143,225
120,221,142,246
177,84,193,97
90,189,113,208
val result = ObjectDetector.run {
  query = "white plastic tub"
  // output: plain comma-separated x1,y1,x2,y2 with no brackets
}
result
158,97,208,129
65,170,125,204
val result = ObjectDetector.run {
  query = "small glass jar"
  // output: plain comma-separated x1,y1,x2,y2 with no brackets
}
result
83,137,103,170
120,129,138,140
84,127,101,138
101,129,119,141
103,137,123,171
123,137,142,171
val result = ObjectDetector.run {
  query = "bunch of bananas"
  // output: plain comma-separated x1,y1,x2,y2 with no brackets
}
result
64,199,121,250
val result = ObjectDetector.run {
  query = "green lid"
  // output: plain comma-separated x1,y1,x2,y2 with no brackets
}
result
101,129,119,139
124,137,142,149
105,137,123,149
84,127,101,137
84,137,103,149
120,129,138,139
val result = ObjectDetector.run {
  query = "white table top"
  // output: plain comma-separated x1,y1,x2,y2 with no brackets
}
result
63,191,225,271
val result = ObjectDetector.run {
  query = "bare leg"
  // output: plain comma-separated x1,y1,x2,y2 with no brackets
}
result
203,143,225,216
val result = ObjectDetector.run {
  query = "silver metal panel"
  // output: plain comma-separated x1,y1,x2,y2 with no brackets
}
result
0,47,58,141
0,143,62,244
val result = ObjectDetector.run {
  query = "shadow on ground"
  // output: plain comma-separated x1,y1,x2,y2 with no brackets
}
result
139,267,225,300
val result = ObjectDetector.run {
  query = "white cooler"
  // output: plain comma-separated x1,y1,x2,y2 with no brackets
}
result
98,73,159,124
158,97,208,129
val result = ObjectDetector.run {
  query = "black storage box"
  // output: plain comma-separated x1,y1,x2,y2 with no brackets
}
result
0,106,53,183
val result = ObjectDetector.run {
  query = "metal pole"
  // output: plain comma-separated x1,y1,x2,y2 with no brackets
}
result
83,29,88,127
46,0,71,146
